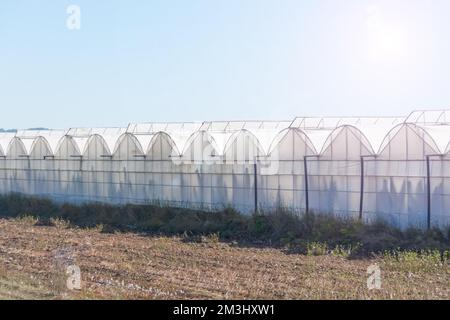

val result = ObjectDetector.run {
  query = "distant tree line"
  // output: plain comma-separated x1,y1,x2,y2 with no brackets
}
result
0,128,49,133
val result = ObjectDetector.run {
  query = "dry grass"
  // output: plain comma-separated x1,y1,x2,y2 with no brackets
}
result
0,217,448,300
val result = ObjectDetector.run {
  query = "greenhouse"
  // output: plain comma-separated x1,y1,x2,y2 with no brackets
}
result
0,110,450,229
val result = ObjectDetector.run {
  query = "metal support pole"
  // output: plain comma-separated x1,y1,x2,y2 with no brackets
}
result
359,156,364,220
424,154,443,230
359,155,377,221
254,161,258,213
303,155,320,214
304,156,309,214
426,155,431,230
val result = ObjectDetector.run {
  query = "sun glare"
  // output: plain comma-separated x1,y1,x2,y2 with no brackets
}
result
365,5,407,61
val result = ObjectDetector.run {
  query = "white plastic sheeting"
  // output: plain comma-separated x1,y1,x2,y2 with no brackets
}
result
1,110,450,229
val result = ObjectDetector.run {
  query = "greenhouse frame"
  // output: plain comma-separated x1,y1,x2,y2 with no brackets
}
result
1,110,450,229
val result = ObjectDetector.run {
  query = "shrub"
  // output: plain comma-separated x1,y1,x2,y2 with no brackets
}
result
0,193,449,257
306,242,329,256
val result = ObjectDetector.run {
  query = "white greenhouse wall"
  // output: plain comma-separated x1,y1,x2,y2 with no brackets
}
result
1,111,450,230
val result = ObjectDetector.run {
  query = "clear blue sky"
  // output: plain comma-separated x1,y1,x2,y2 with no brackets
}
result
1,0,450,129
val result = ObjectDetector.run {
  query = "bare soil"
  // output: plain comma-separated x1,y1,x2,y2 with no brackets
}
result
0,218,448,299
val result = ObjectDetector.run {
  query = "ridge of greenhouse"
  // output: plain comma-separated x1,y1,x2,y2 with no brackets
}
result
1,109,450,158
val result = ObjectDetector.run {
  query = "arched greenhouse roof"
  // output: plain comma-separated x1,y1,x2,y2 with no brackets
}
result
66,127,126,155
2,109,450,160
377,123,441,157
127,122,202,156
319,125,375,156
222,129,266,158
267,127,317,156
15,130,67,155
0,132,17,156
